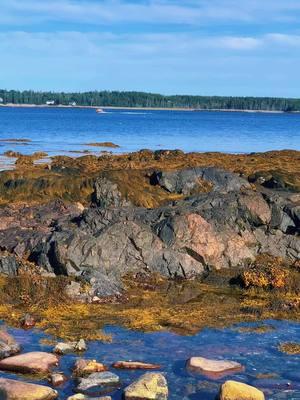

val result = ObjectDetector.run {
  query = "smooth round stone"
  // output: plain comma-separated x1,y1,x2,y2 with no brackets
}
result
219,380,265,400
0,351,59,374
0,377,58,400
187,356,244,379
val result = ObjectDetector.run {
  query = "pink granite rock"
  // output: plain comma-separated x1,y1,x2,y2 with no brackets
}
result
187,356,244,379
0,352,59,374
0,377,58,399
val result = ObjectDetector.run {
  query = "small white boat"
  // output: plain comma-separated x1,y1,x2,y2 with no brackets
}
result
96,108,106,113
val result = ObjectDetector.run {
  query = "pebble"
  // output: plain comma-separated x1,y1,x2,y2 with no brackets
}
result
49,372,67,387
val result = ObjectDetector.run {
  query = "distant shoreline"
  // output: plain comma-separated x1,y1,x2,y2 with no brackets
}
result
0,103,299,114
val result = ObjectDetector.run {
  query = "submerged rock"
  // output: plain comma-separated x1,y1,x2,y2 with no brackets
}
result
76,371,120,393
219,380,265,400
0,351,59,374
0,377,58,400
124,372,168,400
113,361,161,370
187,357,244,379
49,372,67,387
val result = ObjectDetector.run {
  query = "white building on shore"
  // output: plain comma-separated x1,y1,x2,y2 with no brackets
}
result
0,97,3,103
46,100,55,105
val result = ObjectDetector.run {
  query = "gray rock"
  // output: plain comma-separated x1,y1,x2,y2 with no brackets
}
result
153,167,250,195
93,177,131,208
0,253,20,276
27,185,299,299
0,330,20,360
54,339,86,355
0,168,298,299
124,372,168,400
77,372,120,393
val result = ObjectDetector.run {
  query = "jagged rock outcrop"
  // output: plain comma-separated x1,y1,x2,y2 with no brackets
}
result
0,253,21,276
0,168,298,298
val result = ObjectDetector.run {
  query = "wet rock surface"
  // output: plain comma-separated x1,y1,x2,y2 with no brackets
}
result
219,380,265,400
54,339,87,355
0,351,59,374
124,372,168,400
187,357,244,379
76,371,120,394
0,330,20,360
73,359,107,376
113,361,161,370
0,377,58,400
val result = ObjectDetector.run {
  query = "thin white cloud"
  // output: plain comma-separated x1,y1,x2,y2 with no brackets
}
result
1,0,300,26
1,31,300,62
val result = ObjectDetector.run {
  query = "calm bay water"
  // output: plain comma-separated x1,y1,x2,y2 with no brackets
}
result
0,107,299,157
1,320,300,399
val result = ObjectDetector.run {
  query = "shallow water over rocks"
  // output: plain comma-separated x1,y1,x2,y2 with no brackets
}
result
0,320,299,399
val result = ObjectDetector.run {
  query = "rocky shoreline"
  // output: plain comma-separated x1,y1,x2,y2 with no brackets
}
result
0,148,299,398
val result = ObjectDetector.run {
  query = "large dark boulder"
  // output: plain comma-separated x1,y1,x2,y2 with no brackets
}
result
152,167,251,195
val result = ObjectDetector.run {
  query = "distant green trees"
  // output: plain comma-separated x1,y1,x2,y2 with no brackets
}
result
0,89,300,111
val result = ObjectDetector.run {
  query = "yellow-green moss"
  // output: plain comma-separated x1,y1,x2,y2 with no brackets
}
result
0,267,299,341
279,342,300,355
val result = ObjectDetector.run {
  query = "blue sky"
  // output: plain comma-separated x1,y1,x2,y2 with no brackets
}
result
1,0,300,96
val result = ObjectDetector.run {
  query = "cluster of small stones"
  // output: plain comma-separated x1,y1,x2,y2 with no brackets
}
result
0,327,269,400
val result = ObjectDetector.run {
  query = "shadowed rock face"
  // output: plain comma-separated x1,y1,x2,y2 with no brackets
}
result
0,167,299,298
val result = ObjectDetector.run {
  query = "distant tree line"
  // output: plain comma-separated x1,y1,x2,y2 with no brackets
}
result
0,89,300,111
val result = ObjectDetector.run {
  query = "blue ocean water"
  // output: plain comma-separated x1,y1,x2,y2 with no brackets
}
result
0,107,299,156
1,320,300,399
